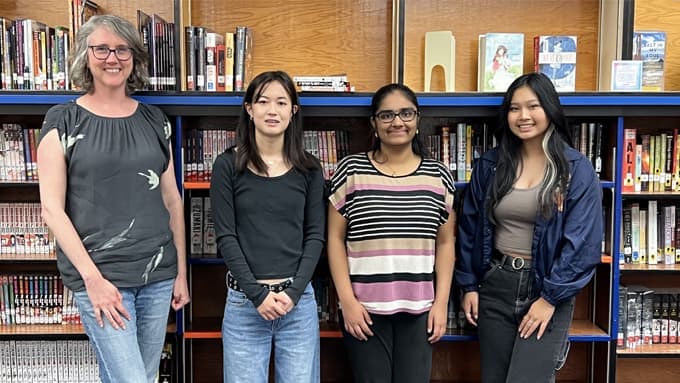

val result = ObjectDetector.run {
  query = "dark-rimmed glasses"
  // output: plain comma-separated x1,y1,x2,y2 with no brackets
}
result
374,108,419,123
88,45,132,61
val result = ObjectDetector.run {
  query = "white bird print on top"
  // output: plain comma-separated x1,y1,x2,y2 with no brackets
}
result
60,132,85,153
163,121,172,140
88,219,135,252
138,169,160,190
142,246,164,284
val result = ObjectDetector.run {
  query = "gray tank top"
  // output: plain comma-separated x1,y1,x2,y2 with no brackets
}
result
494,186,539,257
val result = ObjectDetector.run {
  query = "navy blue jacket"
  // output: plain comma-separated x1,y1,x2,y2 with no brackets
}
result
455,146,603,305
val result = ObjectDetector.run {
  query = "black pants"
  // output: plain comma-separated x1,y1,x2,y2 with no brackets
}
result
341,311,432,383
478,257,575,383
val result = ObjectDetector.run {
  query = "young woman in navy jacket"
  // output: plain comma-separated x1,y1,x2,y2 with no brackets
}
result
456,73,603,382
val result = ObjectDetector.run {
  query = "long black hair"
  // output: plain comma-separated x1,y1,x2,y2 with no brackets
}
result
369,83,428,159
489,72,573,221
234,70,319,174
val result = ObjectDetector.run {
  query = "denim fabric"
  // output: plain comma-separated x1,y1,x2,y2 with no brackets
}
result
222,282,320,383
340,311,432,383
478,259,575,383
74,278,174,383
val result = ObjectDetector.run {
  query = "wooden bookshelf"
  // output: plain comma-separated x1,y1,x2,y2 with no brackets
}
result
0,323,177,337
0,254,57,261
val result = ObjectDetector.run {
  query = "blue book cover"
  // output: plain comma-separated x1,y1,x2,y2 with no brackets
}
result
535,35,577,92
480,33,524,92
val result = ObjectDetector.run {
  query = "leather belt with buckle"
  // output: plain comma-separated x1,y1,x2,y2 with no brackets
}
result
227,272,293,293
493,249,532,270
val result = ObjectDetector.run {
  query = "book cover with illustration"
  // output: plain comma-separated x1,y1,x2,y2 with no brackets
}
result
632,31,666,91
478,33,524,92
534,35,577,92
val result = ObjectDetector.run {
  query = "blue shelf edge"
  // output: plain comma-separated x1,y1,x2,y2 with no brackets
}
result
4,92,680,107
441,334,611,342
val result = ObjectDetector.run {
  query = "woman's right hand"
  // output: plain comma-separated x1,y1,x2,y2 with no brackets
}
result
462,291,479,326
84,276,130,330
342,298,373,341
256,292,288,320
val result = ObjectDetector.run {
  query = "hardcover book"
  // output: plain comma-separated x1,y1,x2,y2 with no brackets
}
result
632,31,666,91
534,35,577,92
478,33,524,92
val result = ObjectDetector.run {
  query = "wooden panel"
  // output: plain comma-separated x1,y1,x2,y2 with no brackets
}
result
190,0,392,92
404,0,600,92
0,1,174,27
634,0,680,91
616,358,680,383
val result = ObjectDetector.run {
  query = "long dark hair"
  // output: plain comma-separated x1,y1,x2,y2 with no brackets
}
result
369,83,428,159
234,70,319,174
489,72,573,221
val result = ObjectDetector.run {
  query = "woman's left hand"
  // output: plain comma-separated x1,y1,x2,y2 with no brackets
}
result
427,300,448,343
519,297,555,340
171,275,190,311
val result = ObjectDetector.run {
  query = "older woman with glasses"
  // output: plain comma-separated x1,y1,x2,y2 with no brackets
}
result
37,15,189,383
327,83,456,382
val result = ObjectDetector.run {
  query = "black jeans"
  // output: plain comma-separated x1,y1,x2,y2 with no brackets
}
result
340,311,432,383
478,257,575,383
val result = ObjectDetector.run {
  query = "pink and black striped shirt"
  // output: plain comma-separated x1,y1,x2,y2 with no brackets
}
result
329,153,455,315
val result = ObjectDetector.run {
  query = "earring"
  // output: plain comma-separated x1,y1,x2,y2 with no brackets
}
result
416,129,419,134
250,115,253,121
374,132,378,138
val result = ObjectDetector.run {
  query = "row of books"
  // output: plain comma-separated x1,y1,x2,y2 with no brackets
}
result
434,123,493,182
478,33,577,92
0,18,70,90
184,25,252,92
611,31,666,92
0,203,54,257
183,129,351,182
0,125,39,183
622,129,680,193
617,285,679,349
137,11,176,91
0,274,80,326
0,340,100,383
621,201,680,265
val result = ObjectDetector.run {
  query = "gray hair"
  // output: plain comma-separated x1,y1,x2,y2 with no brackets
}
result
69,15,149,94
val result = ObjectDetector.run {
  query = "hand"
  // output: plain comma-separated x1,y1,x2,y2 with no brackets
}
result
427,300,448,343
171,275,190,311
84,276,130,330
256,292,288,320
273,291,294,313
519,297,555,340
341,298,373,341
462,291,479,326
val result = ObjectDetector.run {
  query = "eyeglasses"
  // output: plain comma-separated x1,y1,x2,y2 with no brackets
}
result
88,45,132,61
374,108,419,123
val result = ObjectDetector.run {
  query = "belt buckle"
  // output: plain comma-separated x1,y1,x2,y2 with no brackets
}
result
511,257,525,270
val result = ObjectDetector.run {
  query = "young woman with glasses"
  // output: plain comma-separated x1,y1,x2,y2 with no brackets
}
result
327,83,456,382
38,15,189,382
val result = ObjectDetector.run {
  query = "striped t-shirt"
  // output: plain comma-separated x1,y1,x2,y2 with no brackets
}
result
329,153,455,315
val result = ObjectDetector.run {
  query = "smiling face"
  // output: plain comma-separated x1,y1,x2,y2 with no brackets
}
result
371,90,419,149
86,26,133,92
507,85,550,145
245,80,298,140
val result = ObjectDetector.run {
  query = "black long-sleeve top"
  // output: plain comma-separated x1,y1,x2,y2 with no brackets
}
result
210,150,325,307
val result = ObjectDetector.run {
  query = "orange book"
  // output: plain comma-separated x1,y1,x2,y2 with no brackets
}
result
622,128,636,193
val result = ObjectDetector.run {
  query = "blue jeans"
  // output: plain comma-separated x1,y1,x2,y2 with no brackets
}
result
74,278,174,383
478,257,575,383
222,282,320,383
